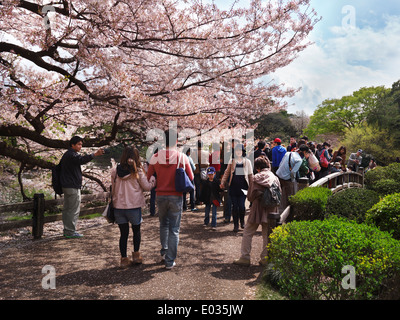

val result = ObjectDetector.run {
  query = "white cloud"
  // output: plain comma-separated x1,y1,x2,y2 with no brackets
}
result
272,14,400,116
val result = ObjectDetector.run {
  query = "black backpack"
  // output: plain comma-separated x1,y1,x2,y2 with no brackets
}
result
52,162,63,196
261,182,281,208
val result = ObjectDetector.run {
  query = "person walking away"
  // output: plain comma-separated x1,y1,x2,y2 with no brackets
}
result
271,138,286,172
147,129,194,269
200,166,222,230
193,140,210,204
220,144,253,232
233,156,281,266
112,146,156,268
60,136,104,238
276,149,303,215
182,148,197,212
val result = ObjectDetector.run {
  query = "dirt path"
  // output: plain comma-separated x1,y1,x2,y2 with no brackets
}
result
0,208,265,300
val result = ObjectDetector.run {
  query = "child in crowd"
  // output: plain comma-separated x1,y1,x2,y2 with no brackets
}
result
200,166,222,230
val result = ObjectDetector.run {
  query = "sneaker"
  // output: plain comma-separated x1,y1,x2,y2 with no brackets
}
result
212,227,217,231
233,258,250,266
191,208,198,212
160,254,166,263
64,232,83,239
165,262,176,270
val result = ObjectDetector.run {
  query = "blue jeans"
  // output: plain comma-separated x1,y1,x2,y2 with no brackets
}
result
156,195,183,267
204,204,218,227
150,187,156,215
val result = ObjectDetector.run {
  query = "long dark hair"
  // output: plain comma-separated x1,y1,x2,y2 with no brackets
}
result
120,146,142,179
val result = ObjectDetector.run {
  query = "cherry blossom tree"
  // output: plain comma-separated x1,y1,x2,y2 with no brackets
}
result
0,0,319,189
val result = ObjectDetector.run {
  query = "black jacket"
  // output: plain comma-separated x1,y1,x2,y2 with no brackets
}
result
200,178,222,205
60,148,94,189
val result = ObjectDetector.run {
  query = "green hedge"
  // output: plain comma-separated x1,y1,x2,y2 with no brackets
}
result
366,193,400,240
288,186,332,221
325,188,380,223
365,163,400,196
267,217,400,300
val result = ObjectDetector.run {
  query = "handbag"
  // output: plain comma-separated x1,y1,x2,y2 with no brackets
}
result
175,153,195,193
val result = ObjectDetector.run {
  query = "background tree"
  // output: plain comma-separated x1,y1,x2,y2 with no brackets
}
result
0,0,319,196
251,110,296,142
303,86,390,140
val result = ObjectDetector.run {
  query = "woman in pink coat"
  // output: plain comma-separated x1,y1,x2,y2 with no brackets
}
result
111,146,156,268
233,156,281,266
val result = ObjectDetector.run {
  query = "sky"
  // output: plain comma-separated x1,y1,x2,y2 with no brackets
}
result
271,0,400,115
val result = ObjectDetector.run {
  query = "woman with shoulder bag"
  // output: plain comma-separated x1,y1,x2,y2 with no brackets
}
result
111,146,156,268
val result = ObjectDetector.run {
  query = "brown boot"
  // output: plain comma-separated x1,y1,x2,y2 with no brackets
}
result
120,257,132,269
132,251,143,264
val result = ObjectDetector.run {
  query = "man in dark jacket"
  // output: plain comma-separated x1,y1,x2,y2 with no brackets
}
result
60,136,104,238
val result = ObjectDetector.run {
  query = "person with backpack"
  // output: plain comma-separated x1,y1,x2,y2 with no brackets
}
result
111,146,156,268
147,129,194,269
276,148,303,214
59,136,104,238
233,156,281,266
316,142,331,179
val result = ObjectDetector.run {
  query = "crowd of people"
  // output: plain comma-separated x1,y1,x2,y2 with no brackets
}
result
58,132,371,269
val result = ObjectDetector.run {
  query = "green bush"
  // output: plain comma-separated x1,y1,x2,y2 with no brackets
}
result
365,163,400,195
325,188,380,223
366,193,400,240
368,179,400,196
288,186,332,221
267,217,400,300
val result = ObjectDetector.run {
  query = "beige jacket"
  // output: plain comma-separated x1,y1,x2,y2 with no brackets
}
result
111,167,156,209
246,168,281,224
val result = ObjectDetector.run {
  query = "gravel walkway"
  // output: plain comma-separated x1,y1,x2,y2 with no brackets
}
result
0,207,265,300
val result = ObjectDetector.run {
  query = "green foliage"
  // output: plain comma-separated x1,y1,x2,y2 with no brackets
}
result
366,193,400,240
340,123,400,166
288,186,332,221
368,80,400,145
325,188,380,223
304,86,389,140
251,111,296,140
365,163,400,195
267,217,400,300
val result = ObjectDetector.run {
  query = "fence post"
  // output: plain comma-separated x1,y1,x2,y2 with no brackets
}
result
32,193,45,239
267,212,281,240
298,177,309,191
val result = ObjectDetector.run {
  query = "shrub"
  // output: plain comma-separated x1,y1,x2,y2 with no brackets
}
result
325,188,380,223
288,186,332,221
267,217,400,300
368,179,400,196
366,193,400,240
365,163,400,195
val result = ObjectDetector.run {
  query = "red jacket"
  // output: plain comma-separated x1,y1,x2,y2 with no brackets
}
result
147,148,194,196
